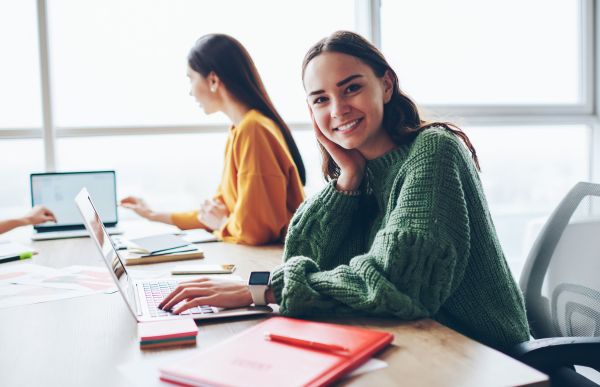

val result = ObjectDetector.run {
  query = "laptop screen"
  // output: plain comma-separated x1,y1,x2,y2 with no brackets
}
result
75,188,137,319
31,171,118,231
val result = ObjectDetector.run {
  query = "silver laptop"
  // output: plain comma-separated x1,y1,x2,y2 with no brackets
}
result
75,187,272,322
31,171,122,240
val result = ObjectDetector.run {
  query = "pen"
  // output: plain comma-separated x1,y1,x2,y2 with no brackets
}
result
0,251,35,264
264,332,349,354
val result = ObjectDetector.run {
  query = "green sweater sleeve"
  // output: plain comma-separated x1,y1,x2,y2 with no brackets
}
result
282,181,367,269
271,134,471,319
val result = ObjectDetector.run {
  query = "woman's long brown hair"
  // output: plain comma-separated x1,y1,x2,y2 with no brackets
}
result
301,31,479,181
189,34,306,185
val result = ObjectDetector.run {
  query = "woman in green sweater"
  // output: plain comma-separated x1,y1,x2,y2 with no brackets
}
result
160,31,530,351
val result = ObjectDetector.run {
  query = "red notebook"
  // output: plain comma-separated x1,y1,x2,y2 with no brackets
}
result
159,316,393,387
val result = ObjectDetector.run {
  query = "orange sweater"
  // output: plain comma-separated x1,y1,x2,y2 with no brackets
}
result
171,110,305,245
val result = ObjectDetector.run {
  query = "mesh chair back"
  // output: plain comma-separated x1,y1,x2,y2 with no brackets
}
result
520,182,600,339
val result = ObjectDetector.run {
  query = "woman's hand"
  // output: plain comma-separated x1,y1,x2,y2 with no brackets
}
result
309,108,366,191
198,199,229,231
25,205,57,225
158,277,253,314
120,196,153,219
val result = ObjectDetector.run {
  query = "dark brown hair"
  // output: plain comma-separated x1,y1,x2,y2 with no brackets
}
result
301,31,479,181
189,34,306,185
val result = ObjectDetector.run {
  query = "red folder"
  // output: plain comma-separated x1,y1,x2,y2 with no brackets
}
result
159,316,393,387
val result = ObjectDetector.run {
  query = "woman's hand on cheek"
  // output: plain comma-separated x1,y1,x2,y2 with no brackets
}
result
309,108,366,191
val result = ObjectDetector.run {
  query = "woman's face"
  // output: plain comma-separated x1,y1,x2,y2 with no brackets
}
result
187,65,219,114
303,52,393,156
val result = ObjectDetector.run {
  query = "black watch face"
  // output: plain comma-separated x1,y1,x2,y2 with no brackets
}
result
249,271,270,285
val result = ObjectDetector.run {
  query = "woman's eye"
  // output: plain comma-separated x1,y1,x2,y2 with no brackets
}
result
346,84,362,93
312,96,328,104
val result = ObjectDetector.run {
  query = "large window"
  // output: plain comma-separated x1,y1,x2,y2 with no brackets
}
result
47,0,354,127
0,0,597,277
379,0,592,275
381,0,583,107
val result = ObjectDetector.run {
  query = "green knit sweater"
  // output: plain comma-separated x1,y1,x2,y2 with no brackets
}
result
270,127,530,351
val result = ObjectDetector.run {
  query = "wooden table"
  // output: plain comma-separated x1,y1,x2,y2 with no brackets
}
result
0,222,548,387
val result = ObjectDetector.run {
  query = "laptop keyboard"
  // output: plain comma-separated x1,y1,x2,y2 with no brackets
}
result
143,281,215,317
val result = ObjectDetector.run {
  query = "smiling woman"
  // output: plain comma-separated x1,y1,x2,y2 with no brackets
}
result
158,31,531,353
305,56,395,160
302,34,479,189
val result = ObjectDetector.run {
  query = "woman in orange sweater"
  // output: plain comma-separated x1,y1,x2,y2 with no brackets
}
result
121,34,305,245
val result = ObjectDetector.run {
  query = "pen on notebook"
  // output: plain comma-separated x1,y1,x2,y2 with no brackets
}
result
264,332,349,353
0,251,36,264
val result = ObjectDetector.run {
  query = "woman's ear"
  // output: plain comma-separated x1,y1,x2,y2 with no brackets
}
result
382,70,394,103
208,71,221,93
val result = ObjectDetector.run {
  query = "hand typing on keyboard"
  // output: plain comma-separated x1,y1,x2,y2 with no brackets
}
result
143,281,215,317
158,277,254,314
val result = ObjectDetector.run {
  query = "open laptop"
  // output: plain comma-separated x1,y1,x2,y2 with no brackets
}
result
75,187,272,322
30,171,122,240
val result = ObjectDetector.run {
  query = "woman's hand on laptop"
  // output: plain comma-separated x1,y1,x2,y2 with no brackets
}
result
25,205,57,225
158,278,253,314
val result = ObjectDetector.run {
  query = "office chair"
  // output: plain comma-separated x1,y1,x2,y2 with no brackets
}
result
513,182,600,386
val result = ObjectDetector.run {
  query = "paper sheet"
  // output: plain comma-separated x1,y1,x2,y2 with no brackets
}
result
180,229,218,244
0,283,95,309
0,263,60,285
0,263,117,309
13,265,116,293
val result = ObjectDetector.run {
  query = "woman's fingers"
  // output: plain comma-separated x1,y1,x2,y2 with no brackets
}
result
43,207,57,222
44,211,57,223
173,296,213,314
158,279,252,312
158,279,208,308
160,286,209,311
120,196,139,206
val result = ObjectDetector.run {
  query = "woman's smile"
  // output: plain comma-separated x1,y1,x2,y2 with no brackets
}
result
334,117,363,133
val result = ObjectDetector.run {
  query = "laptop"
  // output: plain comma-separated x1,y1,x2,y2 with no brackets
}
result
30,170,123,240
75,187,272,322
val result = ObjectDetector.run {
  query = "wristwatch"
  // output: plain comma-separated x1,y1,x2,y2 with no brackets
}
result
248,271,271,306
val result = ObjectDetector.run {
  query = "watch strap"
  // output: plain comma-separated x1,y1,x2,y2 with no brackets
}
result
249,285,268,306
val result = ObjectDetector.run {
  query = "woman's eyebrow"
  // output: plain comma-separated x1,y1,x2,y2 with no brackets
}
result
308,74,365,97
336,74,363,87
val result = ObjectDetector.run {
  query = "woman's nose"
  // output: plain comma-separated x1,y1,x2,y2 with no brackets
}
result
330,98,351,119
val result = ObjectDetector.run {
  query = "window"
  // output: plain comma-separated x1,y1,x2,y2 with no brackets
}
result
47,0,355,128
381,0,582,106
466,124,589,273
0,0,42,129
56,133,227,217
0,1,596,278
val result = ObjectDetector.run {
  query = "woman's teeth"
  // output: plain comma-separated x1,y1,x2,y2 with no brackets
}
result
336,119,360,131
